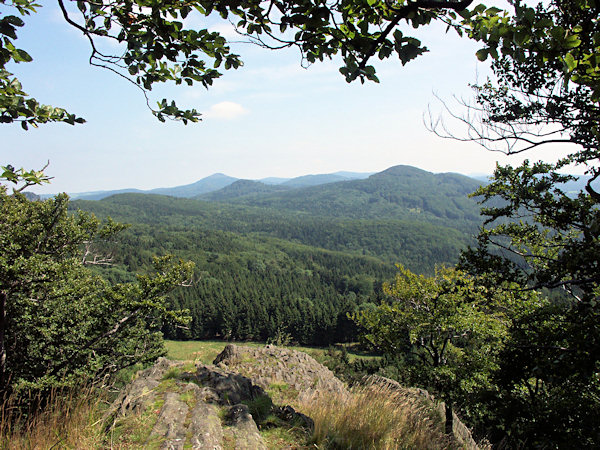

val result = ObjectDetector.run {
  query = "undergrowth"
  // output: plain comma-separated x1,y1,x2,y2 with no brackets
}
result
299,380,454,449
0,386,106,450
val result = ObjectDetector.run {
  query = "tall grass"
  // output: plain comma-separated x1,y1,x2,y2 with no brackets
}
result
0,386,106,450
299,381,454,449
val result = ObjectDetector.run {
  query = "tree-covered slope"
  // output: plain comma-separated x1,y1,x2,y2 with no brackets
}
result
70,165,483,345
197,165,483,231
76,209,395,344
200,179,291,201
74,192,473,271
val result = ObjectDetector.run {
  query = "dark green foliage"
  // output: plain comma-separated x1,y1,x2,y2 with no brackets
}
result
487,302,600,448
71,171,484,346
452,1,600,447
243,394,274,425
85,216,393,345
0,188,192,398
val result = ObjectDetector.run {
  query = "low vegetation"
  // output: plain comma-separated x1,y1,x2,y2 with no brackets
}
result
300,382,452,450
164,339,377,365
0,386,106,450
1,341,471,449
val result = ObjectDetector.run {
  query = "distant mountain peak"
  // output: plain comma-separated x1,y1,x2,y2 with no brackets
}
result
376,165,430,177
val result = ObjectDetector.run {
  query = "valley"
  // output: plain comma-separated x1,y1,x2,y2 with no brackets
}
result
72,165,484,345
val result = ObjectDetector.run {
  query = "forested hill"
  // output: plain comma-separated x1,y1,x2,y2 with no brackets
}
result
74,193,474,271
70,164,484,344
73,164,484,271
196,165,483,231
201,179,292,201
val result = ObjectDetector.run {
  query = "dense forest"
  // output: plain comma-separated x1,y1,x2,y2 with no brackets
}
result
72,165,482,345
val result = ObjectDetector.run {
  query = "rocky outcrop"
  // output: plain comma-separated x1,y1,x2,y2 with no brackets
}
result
109,348,315,449
213,344,348,402
109,345,483,449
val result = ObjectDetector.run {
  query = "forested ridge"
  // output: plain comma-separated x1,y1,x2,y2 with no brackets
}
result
71,165,483,345
198,165,483,230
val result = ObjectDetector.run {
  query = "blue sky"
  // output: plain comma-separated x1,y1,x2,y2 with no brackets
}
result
2,1,572,194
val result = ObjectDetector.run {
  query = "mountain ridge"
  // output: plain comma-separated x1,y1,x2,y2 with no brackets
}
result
198,165,484,228
39,166,478,201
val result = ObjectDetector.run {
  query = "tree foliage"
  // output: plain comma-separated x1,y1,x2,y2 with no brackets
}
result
352,265,534,433
1,0,85,128
1,0,477,125
438,1,600,446
454,0,600,299
0,185,193,397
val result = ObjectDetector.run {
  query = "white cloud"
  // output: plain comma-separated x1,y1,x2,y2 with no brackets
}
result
204,101,249,119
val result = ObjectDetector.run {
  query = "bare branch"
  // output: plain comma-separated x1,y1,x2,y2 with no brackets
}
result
425,93,577,155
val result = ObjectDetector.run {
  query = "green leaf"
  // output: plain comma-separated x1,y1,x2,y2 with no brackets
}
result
476,48,489,61
4,15,25,27
13,48,33,62
564,35,581,49
564,53,576,71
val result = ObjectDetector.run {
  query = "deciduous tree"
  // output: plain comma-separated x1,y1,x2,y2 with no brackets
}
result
0,183,193,397
1,0,476,127
352,264,531,435
430,1,600,445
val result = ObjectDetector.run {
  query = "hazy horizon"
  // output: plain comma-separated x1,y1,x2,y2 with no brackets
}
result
3,0,578,196
30,165,495,196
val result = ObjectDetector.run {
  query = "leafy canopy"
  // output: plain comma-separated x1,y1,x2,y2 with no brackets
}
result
443,1,600,445
0,183,193,396
352,265,536,431
1,0,476,127
454,0,600,303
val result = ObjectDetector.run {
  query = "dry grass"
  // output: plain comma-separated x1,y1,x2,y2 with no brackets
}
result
299,381,454,450
0,387,106,450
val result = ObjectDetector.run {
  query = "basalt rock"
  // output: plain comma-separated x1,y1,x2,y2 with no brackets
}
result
213,344,348,402
109,345,481,449
109,348,317,449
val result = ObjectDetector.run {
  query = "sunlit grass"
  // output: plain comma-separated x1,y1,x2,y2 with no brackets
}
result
0,387,106,450
3,343,428,449
299,381,454,449
164,339,379,364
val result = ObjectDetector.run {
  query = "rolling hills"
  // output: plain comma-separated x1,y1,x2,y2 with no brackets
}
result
71,164,485,344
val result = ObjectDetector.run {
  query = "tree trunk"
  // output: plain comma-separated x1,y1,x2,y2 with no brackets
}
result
0,290,6,391
445,400,454,436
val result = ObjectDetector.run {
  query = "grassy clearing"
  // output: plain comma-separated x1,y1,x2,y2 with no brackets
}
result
298,381,454,450
164,339,379,364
